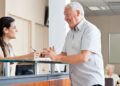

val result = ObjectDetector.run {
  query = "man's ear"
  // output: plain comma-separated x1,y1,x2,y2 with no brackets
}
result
3,27,9,34
76,10,80,16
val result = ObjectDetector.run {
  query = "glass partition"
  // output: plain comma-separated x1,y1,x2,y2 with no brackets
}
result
0,59,69,78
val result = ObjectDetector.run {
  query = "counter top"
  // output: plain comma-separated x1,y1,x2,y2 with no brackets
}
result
0,59,66,64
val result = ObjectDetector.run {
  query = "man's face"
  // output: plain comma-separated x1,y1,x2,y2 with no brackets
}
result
64,6,78,29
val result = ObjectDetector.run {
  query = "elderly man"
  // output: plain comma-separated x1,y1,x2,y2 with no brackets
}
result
42,2,104,86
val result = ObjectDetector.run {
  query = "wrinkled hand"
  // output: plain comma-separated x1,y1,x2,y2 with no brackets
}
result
46,47,61,61
40,48,49,57
40,47,60,61
47,49,57,61
40,46,55,57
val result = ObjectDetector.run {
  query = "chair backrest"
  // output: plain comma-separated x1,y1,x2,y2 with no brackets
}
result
105,78,113,86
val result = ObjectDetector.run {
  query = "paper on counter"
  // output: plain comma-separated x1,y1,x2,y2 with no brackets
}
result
34,57,51,61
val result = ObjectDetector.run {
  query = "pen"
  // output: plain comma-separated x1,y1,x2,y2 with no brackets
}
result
32,48,37,52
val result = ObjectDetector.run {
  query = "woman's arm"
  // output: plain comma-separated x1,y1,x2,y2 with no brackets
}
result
0,52,34,60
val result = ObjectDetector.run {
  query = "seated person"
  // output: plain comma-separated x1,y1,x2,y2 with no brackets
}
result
0,16,39,76
105,64,120,86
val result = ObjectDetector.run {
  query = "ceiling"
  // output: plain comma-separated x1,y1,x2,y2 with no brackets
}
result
71,0,120,16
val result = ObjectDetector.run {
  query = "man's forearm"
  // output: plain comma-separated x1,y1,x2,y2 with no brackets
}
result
58,51,91,64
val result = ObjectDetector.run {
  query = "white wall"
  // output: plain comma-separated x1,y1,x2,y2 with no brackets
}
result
5,0,48,24
87,15,120,74
49,0,70,54
5,0,48,54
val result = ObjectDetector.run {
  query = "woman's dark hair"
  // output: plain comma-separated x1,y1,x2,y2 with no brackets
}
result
0,16,15,57
0,16,15,37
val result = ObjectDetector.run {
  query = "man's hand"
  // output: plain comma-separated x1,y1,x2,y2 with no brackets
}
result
40,48,48,57
40,47,61,61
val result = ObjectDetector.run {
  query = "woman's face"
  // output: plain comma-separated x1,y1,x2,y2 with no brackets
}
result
4,21,18,39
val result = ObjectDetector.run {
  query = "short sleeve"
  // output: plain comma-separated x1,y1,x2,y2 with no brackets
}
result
80,28,101,54
0,47,4,57
62,38,67,53
62,32,70,53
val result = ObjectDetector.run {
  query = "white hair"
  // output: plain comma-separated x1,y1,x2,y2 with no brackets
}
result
67,2,85,17
105,64,115,71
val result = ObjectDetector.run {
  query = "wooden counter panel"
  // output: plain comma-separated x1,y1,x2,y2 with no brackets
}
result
11,81,49,86
10,79,70,86
50,79,71,86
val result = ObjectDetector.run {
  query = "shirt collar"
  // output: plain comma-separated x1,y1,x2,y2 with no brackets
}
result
74,18,86,32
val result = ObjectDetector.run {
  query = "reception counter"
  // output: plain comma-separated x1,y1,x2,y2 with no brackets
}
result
0,73,70,86
0,60,70,86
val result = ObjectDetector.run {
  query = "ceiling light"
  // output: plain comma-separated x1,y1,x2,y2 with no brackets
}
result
100,6,110,10
106,0,120,2
88,6,100,11
101,7,106,10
